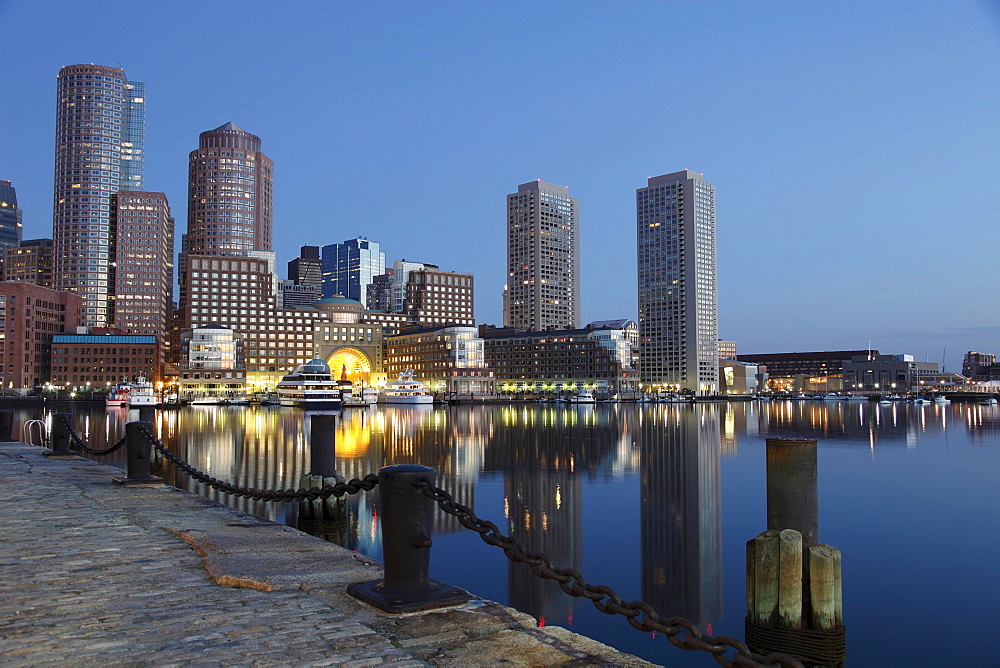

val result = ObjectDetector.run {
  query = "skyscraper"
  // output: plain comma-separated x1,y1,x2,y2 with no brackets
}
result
112,191,174,343
505,180,579,331
321,239,385,303
0,180,23,250
636,170,718,393
183,122,273,277
288,245,322,291
52,64,145,327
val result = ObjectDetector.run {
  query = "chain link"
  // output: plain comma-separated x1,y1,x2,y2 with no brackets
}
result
414,479,803,668
61,415,127,456
137,425,378,501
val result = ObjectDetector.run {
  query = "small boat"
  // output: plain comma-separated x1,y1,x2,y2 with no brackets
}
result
979,395,997,406
568,391,596,404
106,380,130,408
225,395,252,406
379,370,433,404
910,397,932,406
848,395,868,402
191,396,225,406
822,393,846,401
932,395,950,405
128,375,159,407
342,385,379,407
277,359,342,408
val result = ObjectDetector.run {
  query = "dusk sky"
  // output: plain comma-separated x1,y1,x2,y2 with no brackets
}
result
2,0,998,371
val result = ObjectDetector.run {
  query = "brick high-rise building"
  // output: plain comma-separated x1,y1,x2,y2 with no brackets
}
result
112,191,174,344
181,122,273,280
403,267,474,326
52,64,144,328
0,282,82,393
505,180,580,331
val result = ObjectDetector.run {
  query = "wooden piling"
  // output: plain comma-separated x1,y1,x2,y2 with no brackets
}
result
809,544,843,630
765,438,818,546
777,529,803,629
750,530,780,627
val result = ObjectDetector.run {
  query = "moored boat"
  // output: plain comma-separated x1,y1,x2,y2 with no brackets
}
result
568,390,596,404
276,359,342,408
979,394,997,406
379,370,433,404
106,380,130,408
127,375,158,407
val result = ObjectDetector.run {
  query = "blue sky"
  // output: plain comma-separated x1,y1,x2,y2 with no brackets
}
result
2,0,998,370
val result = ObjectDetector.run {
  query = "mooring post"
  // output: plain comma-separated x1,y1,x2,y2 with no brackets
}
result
112,421,163,486
347,464,468,613
298,414,342,519
0,410,15,442
765,438,818,546
45,412,75,457
138,406,156,424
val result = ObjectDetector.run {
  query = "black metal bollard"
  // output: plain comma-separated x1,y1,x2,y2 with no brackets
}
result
112,421,163,486
347,465,468,613
44,412,75,457
0,410,15,442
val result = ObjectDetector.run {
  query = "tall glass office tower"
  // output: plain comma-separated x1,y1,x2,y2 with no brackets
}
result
505,180,580,331
321,239,385,303
121,80,145,190
0,180,23,250
636,170,718,393
52,64,145,327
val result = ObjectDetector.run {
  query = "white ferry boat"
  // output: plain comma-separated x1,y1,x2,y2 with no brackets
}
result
276,359,342,408
379,370,433,404
106,380,130,408
128,375,159,408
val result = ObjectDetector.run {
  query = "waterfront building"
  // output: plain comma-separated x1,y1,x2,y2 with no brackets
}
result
962,351,996,379
182,122,273,277
637,170,718,394
387,259,426,313
385,325,495,395
402,267,474,327
50,330,159,389
177,324,245,399
279,280,320,308
287,245,322,291
52,64,145,328
737,349,876,392
4,239,53,286
505,180,580,331
0,282,81,393
718,340,737,360
321,239,385,303
841,354,939,393
311,297,386,386
588,318,639,369
176,254,333,391
111,191,174,346
480,324,640,396
0,180,23,251
719,359,762,395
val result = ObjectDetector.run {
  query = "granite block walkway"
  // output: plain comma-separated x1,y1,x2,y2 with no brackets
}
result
0,442,652,667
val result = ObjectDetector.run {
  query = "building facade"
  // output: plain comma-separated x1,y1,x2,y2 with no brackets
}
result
183,122,273,272
505,180,580,331
385,326,495,395
52,64,145,328
321,239,385,303
288,245,322,290
403,267,474,326
0,180,23,251
736,350,876,392
112,191,174,344
0,283,81,393
841,354,939,393
50,332,159,389
481,324,640,396
177,324,245,399
4,239,53,286
962,351,996,379
637,170,718,394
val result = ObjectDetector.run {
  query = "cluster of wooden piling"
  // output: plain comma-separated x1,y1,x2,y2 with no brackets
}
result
746,439,845,666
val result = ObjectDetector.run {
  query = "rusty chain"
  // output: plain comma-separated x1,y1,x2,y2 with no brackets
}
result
137,425,378,501
61,415,127,456
414,479,803,668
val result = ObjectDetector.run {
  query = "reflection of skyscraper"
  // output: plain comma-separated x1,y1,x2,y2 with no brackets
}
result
640,404,722,626
506,464,582,624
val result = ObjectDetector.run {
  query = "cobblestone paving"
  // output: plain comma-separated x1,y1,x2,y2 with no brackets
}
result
0,446,422,667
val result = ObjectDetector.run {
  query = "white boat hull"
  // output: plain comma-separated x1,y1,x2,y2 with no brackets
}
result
379,395,433,404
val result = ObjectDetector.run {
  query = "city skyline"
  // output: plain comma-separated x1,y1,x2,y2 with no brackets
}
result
2,1,999,370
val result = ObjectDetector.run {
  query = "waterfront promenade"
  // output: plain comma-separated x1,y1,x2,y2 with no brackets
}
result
0,441,650,667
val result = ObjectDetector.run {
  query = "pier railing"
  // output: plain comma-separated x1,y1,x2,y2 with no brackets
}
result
32,411,804,668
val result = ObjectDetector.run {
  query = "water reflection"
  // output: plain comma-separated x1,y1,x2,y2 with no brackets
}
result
7,399,999,665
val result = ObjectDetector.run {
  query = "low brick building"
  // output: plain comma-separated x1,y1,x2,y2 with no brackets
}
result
50,332,160,391
0,282,81,394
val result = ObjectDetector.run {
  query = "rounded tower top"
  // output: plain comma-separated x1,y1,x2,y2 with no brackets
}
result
199,122,261,152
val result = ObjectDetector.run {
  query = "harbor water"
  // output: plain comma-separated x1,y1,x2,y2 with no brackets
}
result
9,399,999,665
